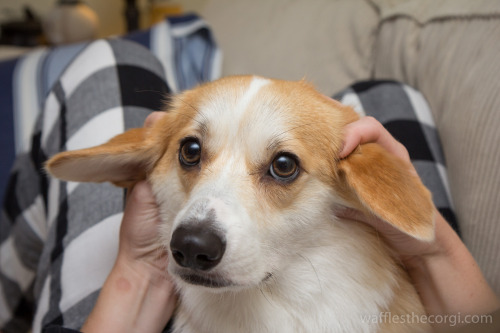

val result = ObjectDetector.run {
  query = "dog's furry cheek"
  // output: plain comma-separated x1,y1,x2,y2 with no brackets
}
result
260,182,336,253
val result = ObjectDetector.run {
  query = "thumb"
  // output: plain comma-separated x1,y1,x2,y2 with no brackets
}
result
120,181,162,257
123,181,158,225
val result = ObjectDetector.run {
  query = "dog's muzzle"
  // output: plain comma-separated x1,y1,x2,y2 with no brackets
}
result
170,224,226,271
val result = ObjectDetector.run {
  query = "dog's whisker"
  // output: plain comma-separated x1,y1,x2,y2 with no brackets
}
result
298,253,323,294
175,96,200,113
259,286,273,306
164,96,211,135
134,89,164,94
272,121,324,140
174,96,210,134
166,108,205,128
267,121,325,151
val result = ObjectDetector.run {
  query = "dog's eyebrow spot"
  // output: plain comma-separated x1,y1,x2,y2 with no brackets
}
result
198,120,209,138
266,121,318,152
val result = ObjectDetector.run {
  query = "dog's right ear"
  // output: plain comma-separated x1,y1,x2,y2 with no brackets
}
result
46,128,162,187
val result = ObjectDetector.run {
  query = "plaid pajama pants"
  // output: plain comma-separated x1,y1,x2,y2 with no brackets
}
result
0,43,457,332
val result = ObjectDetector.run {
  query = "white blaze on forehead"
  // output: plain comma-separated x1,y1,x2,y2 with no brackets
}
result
195,76,271,136
235,76,271,120
194,76,291,164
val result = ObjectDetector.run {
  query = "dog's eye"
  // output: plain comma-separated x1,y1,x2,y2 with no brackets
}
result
179,139,201,167
270,154,299,181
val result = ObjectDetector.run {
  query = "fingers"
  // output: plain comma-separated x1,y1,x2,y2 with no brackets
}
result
143,111,166,128
123,181,159,227
125,180,156,206
340,116,411,163
120,181,162,260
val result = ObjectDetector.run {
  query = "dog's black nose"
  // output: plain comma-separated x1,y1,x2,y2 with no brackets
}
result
170,225,226,271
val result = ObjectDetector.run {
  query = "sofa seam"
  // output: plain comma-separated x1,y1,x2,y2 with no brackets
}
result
380,12,500,28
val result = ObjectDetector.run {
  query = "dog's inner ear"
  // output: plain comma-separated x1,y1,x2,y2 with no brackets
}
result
337,143,435,241
46,128,160,187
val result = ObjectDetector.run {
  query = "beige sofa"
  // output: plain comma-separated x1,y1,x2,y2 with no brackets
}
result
196,0,500,294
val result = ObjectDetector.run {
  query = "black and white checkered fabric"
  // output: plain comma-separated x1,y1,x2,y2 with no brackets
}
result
334,81,459,232
0,14,221,207
0,35,218,333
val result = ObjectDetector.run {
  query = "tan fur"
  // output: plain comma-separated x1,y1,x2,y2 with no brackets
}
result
46,76,434,332
338,143,435,241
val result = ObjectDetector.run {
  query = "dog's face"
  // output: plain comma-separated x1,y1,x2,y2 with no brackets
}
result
47,76,434,292
151,76,354,290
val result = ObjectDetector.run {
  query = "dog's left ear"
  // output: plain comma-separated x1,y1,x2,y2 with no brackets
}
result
46,128,161,187
337,143,435,241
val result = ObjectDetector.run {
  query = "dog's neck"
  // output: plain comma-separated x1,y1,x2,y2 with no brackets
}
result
172,220,419,333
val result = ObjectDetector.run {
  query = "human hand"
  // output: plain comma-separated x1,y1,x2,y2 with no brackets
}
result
118,111,169,272
118,182,166,271
337,116,440,263
116,180,171,286
81,112,175,333
337,115,500,319
339,116,411,163
116,111,170,286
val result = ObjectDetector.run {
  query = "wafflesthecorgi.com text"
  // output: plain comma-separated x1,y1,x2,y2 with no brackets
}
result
360,312,493,327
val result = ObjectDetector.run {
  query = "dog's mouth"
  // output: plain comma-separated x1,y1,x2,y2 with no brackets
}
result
177,271,274,289
179,273,234,288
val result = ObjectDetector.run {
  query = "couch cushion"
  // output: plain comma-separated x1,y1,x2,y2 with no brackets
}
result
201,0,378,95
373,0,500,23
372,0,500,293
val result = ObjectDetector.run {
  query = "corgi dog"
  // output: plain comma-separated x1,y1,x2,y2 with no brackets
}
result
47,76,434,332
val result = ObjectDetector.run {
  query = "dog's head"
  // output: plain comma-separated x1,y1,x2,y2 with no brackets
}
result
47,76,434,291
